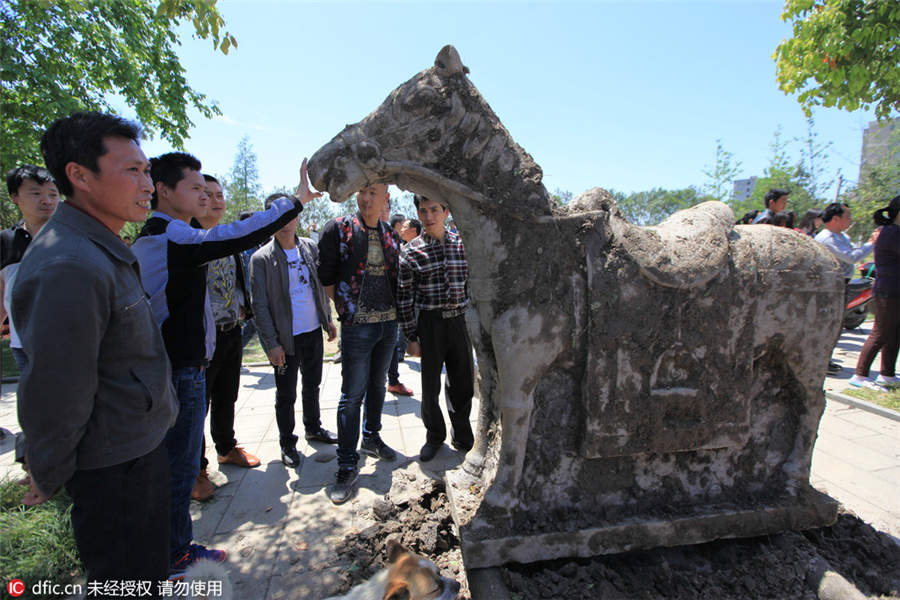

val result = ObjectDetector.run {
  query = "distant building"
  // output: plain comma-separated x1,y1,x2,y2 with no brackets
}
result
858,118,900,183
732,176,758,203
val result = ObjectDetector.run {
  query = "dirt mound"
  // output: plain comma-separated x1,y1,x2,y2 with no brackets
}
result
332,472,470,598
501,511,900,600
332,470,898,600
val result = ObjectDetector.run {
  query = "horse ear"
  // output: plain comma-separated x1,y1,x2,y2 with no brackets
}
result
435,44,469,76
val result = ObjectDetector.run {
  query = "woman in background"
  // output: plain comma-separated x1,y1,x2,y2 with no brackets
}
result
798,208,823,237
850,195,900,390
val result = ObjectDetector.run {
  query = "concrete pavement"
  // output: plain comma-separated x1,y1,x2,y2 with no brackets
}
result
0,321,897,598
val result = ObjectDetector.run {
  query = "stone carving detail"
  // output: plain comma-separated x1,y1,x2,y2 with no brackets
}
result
309,45,845,568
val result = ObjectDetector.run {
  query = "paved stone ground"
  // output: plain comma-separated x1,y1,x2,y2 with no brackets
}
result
0,322,897,598
0,357,476,599
818,321,900,541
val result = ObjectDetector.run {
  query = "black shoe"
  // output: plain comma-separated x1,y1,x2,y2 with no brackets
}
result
360,436,397,461
305,428,338,444
281,447,301,468
328,467,358,505
826,361,842,375
451,441,473,454
419,443,442,462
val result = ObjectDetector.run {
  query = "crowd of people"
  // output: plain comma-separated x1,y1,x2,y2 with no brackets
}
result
0,111,475,593
738,188,900,382
2,111,897,595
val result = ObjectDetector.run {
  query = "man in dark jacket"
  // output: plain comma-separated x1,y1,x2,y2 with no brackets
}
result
250,194,338,469
13,111,178,589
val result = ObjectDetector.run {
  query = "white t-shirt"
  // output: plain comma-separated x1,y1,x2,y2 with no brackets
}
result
283,246,320,335
2,263,21,348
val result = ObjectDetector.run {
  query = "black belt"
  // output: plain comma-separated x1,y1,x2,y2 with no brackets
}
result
422,307,467,319
217,321,240,333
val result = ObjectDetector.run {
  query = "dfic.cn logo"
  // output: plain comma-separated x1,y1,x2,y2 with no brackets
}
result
7,579,25,597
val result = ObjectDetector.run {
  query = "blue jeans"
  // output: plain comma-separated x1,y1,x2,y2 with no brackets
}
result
337,320,397,468
387,328,408,386
165,366,206,563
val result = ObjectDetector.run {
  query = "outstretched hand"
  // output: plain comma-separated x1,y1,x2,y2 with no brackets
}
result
295,158,324,205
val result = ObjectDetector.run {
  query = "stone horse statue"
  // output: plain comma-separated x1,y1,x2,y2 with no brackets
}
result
309,45,844,568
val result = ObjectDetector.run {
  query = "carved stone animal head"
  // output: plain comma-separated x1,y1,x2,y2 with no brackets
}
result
309,45,551,217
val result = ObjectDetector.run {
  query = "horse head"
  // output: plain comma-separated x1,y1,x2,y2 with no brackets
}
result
309,45,553,218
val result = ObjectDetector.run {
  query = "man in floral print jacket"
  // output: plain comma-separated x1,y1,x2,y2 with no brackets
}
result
317,183,403,504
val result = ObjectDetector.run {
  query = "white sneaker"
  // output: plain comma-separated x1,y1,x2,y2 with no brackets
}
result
848,375,871,388
862,380,888,392
874,374,900,388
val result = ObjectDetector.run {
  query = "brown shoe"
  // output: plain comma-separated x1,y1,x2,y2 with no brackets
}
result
387,382,414,396
191,470,215,501
217,446,261,468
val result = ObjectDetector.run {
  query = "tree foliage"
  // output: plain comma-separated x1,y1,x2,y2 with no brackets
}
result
726,123,837,223
225,136,262,223
774,0,900,119
0,0,236,226
842,125,900,242
613,187,713,227
551,188,574,206
702,140,742,203
798,116,834,200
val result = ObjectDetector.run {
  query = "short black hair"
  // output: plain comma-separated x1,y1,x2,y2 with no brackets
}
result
737,209,759,225
798,208,823,233
6,164,55,195
406,218,422,235
264,192,291,209
772,210,795,228
389,213,406,229
764,188,789,208
239,210,255,221
40,111,142,197
203,174,219,185
149,152,202,208
413,194,448,210
822,202,849,223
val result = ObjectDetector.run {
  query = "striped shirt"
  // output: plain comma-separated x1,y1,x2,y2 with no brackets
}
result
397,229,469,342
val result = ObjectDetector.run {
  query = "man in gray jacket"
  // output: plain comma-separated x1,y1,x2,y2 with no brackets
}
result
250,193,338,468
13,112,177,586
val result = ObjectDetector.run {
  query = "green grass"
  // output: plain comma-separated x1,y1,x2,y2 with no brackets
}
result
2,337,19,380
843,385,900,412
0,477,82,589
241,336,268,364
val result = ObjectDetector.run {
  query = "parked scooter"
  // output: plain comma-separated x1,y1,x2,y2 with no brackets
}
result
844,262,874,330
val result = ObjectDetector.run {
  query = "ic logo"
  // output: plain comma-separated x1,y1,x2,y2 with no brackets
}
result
7,579,25,597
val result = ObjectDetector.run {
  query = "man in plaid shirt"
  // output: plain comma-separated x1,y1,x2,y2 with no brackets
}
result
398,195,475,462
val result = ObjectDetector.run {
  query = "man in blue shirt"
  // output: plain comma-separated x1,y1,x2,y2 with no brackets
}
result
814,202,877,374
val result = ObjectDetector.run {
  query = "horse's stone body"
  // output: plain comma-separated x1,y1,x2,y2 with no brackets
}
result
309,45,842,568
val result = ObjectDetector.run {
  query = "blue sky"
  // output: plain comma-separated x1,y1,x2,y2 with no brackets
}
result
132,1,882,201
